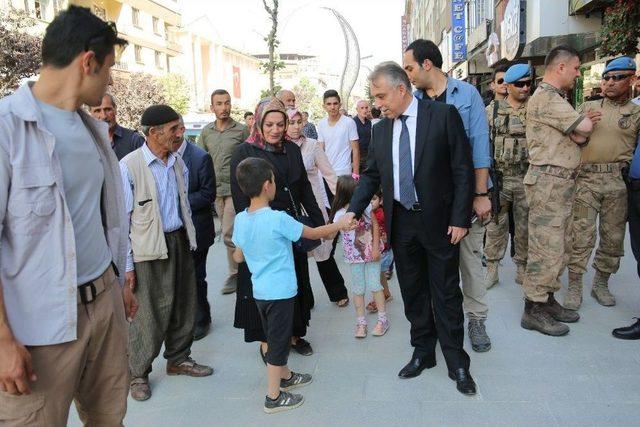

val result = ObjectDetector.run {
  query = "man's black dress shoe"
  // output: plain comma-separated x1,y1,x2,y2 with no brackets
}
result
398,356,436,379
193,322,210,341
448,368,476,395
612,318,640,340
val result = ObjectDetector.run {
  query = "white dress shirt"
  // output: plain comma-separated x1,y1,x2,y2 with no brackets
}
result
392,96,418,202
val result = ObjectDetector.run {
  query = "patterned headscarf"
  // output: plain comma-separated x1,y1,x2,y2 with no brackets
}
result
286,108,305,143
246,97,288,149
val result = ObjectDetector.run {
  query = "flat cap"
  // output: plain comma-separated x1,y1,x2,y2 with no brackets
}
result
604,56,637,75
140,104,180,126
504,63,532,84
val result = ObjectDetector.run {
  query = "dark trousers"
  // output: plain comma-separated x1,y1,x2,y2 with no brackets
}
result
391,203,470,372
193,247,211,326
316,257,348,302
627,179,640,278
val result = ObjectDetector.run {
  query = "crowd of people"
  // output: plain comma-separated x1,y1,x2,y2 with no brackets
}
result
1,5,640,423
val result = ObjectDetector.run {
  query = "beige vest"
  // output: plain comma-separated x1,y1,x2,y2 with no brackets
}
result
123,148,197,262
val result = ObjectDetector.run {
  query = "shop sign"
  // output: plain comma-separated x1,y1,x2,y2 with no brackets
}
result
501,0,526,61
451,0,467,62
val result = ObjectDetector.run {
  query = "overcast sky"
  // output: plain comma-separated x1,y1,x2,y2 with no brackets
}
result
182,0,405,75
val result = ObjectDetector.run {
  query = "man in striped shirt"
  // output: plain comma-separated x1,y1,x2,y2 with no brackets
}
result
120,105,213,402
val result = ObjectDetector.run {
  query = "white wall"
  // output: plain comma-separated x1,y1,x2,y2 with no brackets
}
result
526,0,601,44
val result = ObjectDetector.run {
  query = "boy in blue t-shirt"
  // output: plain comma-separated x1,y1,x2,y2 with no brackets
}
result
232,157,351,414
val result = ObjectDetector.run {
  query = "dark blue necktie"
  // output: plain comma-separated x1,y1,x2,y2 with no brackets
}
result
398,115,416,210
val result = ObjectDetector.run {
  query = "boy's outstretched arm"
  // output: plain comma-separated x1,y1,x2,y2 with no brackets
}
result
302,215,352,240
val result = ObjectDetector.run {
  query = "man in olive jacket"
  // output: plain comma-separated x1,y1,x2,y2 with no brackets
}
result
198,89,250,295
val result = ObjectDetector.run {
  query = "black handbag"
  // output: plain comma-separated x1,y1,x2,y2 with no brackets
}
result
285,185,321,253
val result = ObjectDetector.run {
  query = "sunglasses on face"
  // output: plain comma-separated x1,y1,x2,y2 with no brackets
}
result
511,80,532,88
603,74,632,82
496,78,505,84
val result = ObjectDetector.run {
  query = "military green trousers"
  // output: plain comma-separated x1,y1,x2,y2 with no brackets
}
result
522,169,576,302
568,169,627,276
484,173,529,267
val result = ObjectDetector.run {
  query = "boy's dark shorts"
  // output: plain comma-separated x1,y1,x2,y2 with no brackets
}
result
255,297,295,366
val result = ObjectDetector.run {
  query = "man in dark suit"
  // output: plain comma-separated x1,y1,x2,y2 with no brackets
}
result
176,123,217,340
345,62,477,395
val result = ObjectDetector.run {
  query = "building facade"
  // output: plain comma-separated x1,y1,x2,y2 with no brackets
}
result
2,0,183,77
403,0,620,101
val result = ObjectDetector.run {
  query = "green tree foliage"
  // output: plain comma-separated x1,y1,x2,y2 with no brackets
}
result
160,73,190,115
600,0,640,56
261,0,285,96
293,78,324,120
0,8,41,96
110,72,166,129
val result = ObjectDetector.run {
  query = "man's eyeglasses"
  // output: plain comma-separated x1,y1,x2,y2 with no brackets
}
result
603,74,633,82
512,80,532,88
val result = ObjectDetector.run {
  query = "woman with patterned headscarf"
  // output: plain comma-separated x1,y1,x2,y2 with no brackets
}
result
286,108,350,307
230,98,324,359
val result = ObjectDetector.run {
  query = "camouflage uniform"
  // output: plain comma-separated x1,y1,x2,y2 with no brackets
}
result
523,82,585,303
566,98,640,307
485,100,529,282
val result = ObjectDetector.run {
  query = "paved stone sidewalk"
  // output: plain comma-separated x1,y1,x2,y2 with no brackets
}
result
70,233,640,427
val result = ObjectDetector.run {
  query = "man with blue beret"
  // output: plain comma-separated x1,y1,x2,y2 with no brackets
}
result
566,56,640,311
485,63,533,289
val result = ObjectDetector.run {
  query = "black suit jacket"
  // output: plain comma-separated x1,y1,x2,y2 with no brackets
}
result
181,140,216,250
349,98,474,248
112,124,145,160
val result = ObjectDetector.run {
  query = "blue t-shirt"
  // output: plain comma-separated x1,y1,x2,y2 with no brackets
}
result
232,207,304,300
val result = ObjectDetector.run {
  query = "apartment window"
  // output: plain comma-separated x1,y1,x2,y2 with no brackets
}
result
92,5,107,20
132,7,140,28
166,56,171,73
153,17,160,34
155,51,163,69
134,45,143,63
164,23,170,40
33,0,44,20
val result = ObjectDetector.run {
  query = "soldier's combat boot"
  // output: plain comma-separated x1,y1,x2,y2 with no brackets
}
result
468,315,491,352
521,299,569,336
591,270,615,306
545,293,580,323
563,271,583,310
515,264,525,285
485,261,499,289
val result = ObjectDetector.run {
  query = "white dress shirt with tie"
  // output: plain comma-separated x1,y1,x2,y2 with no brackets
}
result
392,96,419,202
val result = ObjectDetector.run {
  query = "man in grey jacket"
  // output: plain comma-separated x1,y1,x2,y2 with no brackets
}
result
0,7,136,426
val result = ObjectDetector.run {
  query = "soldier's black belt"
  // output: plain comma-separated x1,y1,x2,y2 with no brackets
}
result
579,162,627,173
529,164,578,179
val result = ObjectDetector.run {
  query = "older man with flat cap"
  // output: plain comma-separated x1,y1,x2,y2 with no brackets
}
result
120,105,213,402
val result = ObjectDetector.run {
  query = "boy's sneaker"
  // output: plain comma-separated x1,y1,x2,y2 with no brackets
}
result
372,319,390,336
355,323,367,338
264,391,304,414
280,371,313,391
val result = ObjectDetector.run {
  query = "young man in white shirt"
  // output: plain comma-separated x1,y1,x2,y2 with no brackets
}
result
317,90,360,179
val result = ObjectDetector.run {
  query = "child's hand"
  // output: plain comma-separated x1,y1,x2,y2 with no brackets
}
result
336,214,354,230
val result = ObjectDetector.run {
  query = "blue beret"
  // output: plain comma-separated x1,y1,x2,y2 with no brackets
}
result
604,56,637,75
504,64,532,84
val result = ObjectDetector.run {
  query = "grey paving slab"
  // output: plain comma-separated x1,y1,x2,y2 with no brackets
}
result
67,226,640,426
